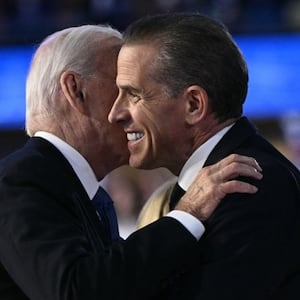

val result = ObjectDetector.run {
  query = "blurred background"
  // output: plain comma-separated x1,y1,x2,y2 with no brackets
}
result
1,0,300,237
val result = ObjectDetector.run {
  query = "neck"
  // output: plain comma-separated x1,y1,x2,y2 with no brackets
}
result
192,117,237,152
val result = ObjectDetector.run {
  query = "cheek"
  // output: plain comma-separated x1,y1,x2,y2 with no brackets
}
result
93,97,115,122
151,105,178,132
96,80,119,116
108,87,119,107
111,123,126,141
155,111,186,145
104,124,127,152
133,100,183,141
137,113,162,142
136,104,166,129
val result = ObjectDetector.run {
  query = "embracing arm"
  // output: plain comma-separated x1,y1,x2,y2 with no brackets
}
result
176,154,262,220
137,154,262,229
0,154,262,300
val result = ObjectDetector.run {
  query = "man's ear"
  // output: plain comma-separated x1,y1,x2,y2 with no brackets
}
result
60,71,88,114
184,85,209,125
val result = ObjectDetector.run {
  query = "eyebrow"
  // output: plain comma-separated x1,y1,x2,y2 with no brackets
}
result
118,84,142,94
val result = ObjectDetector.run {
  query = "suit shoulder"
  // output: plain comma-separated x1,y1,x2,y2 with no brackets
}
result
0,138,76,193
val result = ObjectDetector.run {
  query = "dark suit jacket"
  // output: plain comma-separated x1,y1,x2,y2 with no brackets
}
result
0,137,198,300
166,117,300,300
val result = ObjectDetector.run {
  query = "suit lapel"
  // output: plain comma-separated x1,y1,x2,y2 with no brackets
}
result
168,117,257,211
26,137,109,248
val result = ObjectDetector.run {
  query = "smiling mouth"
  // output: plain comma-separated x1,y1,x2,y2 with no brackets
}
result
127,132,144,141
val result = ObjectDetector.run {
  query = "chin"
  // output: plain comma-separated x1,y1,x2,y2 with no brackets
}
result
129,156,156,171
129,156,144,170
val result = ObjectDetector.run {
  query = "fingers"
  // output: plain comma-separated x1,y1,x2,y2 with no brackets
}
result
201,154,262,182
175,154,263,221
217,154,262,173
221,161,263,181
176,154,263,221
221,180,258,194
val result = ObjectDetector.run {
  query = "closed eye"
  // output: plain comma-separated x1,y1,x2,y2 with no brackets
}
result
120,85,142,103
128,91,141,101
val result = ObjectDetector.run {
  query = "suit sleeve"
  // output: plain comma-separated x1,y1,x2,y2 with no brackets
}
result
0,174,198,300
180,163,300,300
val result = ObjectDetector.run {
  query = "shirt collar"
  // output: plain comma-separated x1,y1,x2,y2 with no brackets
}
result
34,131,99,199
178,124,234,191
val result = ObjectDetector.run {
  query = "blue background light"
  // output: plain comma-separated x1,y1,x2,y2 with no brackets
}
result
0,34,299,128
236,34,300,118
0,46,33,128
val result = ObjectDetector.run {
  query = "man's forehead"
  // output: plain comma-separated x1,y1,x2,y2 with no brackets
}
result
117,44,157,76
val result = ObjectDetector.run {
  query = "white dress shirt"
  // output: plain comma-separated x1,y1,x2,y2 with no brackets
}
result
178,124,234,191
34,131,205,239
168,125,234,240
35,131,99,199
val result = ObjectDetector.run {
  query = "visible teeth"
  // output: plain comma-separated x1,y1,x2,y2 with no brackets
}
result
127,132,144,141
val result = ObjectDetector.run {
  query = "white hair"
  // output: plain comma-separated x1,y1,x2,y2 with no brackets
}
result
25,25,122,136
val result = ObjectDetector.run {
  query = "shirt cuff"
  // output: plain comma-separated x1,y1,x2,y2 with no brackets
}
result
166,210,205,240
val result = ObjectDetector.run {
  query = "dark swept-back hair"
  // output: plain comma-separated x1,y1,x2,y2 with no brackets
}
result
122,13,249,122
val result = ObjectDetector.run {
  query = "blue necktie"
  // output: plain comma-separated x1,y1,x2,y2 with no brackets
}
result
92,186,120,242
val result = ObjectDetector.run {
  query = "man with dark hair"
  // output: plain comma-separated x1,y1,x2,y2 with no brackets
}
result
0,24,261,300
109,13,300,299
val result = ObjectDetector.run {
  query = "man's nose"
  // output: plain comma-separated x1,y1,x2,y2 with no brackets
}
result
108,95,127,124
